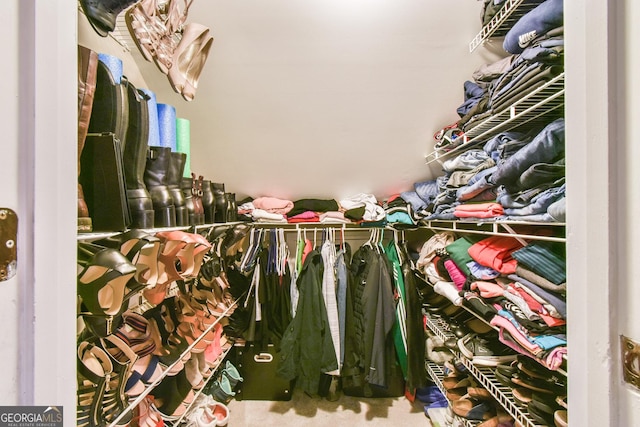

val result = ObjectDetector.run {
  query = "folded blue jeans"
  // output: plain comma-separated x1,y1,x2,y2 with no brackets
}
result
503,183,565,216
503,0,564,54
491,118,565,189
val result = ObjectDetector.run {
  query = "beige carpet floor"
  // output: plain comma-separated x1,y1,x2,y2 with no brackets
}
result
226,388,433,426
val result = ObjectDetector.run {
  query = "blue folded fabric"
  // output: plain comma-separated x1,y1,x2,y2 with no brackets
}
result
503,0,564,54
457,81,487,117
400,191,427,212
490,118,565,189
97,53,123,84
414,179,439,204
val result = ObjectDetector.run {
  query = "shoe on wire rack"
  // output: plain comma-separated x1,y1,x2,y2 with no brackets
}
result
457,333,518,367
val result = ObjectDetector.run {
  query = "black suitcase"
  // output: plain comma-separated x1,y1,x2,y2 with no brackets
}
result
79,133,130,231
233,343,294,401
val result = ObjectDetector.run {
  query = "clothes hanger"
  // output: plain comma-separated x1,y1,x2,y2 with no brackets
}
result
378,228,386,254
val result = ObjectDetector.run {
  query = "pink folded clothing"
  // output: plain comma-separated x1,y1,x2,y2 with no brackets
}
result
444,259,466,290
319,211,351,223
287,211,319,223
454,202,504,219
252,197,294,215
470,281,505,298
468,235,524,274
491,314,542,355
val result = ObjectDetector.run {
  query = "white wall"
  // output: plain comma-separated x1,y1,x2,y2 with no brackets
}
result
133,0,500,201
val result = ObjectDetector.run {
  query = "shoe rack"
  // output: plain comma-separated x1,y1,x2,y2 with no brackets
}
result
424,312,556,427
77,224,242,427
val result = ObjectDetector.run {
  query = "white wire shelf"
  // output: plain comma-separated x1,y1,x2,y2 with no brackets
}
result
469,0,546,52
425,361,481,427
419,219,566,243
426,72,565,165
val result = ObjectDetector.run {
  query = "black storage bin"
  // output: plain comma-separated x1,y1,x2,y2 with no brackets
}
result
232,343,294,401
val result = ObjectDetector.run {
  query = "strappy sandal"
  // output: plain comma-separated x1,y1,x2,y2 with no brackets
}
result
153,0,195,72
125,0,168,62
77,341,112,427
95,230,162,292
77,242,137,317
124,354,164,397
144,303,190,372
98,336,137,425
155,234,188,286
113,312,157,358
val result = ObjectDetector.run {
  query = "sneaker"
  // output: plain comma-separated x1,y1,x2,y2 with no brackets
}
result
457,334,517,366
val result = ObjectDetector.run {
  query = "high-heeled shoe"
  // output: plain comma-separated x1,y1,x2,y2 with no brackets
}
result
144,307,187,375
113,312,157,358
133,396,164,427
167,23,213,101
77,242,137,317
94,230,162,294
156,230,212,279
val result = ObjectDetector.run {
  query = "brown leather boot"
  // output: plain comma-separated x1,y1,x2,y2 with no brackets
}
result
78,46,98,232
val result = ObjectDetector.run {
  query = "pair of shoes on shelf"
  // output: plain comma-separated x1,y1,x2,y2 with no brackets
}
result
77,338,135,427
186,394,229,427
126,0,213,101
457,332,518,367
150,370,195,421
78,242,139,337
94,230,162,293
204,374,236,405
144,299,191,372
451,394,497,421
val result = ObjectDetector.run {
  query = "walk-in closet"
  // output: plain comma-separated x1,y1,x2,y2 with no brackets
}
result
1,1,639,427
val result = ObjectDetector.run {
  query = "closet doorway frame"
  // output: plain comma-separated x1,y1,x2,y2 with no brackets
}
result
13,2,627,426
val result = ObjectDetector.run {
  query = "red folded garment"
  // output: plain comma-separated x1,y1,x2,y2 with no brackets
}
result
468,235,524,274
454,202,504,219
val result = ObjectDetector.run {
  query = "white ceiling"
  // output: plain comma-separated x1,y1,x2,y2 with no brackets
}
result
79,0,503,201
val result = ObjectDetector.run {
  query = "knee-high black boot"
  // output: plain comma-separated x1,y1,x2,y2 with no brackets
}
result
167,152,189,226
143,146,176,228
122,80,155,229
